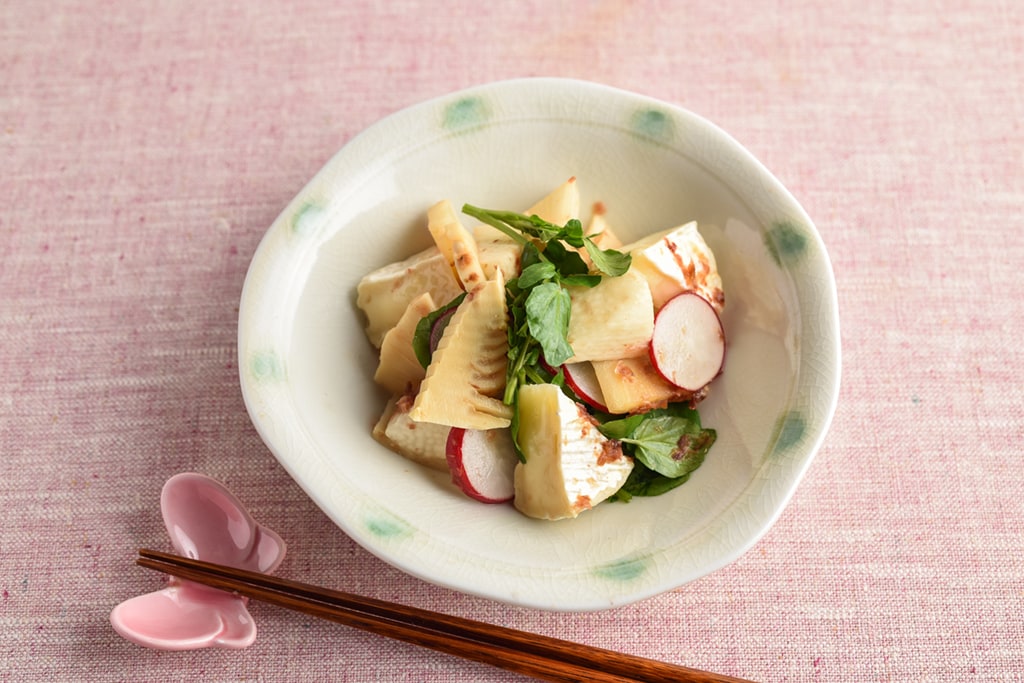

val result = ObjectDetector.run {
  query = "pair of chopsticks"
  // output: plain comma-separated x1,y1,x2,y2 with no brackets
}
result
137,549,757,683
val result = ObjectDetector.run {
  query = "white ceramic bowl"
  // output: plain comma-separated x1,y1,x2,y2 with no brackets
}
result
238,78,841,611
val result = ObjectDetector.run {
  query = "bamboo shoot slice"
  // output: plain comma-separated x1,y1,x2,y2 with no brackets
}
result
374,292,436,394
428,199,487,292
591,355,693,414
372,394,450,472
526,176,579,226
410,274,512,429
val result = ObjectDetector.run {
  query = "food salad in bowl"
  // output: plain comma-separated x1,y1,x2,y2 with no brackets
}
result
238,78,841,611
360,178,725,520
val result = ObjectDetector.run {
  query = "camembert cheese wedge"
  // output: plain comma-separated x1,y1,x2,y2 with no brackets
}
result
623,221,724,312
513,384,633,520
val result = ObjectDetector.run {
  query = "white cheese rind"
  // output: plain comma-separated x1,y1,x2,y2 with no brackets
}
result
356,246,463,347
514,384,633,520
624,221,725,312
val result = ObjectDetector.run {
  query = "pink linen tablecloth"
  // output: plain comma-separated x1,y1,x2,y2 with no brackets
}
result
2,1,1022,681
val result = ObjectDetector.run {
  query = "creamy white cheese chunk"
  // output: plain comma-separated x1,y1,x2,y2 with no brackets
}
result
514,384,633,520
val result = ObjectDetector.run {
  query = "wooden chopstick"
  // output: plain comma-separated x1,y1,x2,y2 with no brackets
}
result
136,549,757,683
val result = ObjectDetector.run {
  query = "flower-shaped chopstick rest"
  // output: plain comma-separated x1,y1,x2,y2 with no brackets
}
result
110,473,286,650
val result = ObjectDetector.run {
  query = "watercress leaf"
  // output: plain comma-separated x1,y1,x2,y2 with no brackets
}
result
625,416,716,478
518,261,557,288
525,363,557,386
561,218,586,247
526,214,563,241
508,396,526,463
503,303,535,405
542,239,568,263
584,238,632,277
609,460,692,502
609,486,633,503
640,402,704,424
504,340,534,405
562,253,592,276
523,344,541,367
560,274,602,288
525,282,574,366
520,242,543,271
596,413,646,441
461,205,533,245
544,241,591,277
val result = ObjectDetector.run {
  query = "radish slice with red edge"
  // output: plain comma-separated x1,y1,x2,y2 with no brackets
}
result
428,307,457,356
562,362,609,413
649,291,726,392
445,427,518,503
539,355,608,413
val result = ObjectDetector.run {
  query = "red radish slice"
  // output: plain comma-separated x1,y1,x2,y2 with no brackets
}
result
649,292,726,391
540,356,609,413
428,307,457,356
562,361,609,413
445,427,518,503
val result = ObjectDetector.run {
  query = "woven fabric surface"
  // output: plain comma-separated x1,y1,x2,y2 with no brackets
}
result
2,0,1022,681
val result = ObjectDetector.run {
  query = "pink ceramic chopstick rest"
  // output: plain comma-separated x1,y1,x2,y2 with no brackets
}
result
110,473,286,650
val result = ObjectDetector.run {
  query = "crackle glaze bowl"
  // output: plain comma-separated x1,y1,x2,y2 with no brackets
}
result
237,78,841,611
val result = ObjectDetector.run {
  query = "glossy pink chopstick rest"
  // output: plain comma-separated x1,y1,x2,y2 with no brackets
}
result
110,473,286,650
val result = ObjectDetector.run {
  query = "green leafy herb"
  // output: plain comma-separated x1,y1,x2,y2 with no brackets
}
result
462,204,632,409
502,277,531,405
624,415,715,478
585,240,632,277
459,203,634,463
462,207,575,245
517,261,557,289
599,404,716,499
541,240,591,278
593,412,646,440
609,461,693,502
462,205,631,278
524,281,573,366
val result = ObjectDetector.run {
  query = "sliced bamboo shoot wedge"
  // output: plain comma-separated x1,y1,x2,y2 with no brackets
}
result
372,394,451,472
478,240,522,282
526,176,579,226
428,199,487,292
374,292,437,395
410,273,512,429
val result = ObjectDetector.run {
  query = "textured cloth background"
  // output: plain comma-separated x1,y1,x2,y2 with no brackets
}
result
2,0,1022,681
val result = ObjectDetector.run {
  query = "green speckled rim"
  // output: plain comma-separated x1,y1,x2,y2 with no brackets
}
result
238,78,841,610
442,96,492,131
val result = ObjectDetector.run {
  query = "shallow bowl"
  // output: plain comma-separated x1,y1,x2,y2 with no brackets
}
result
238,78,841,611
